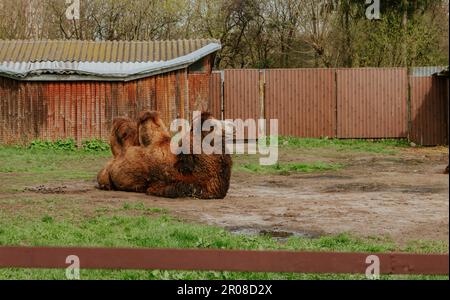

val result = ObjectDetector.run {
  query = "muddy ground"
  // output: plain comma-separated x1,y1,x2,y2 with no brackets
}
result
1,145,449,245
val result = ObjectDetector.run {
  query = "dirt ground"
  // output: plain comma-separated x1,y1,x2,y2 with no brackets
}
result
2,145,449,245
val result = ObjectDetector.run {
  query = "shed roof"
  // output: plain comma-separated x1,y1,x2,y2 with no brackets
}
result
0,39,221,81
409,66,447,77
434,66,449,78
0,39,219,63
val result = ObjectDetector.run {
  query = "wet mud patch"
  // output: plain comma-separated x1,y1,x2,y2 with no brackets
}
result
227,226,321,241
297,174,353,180
264,180,296,188
25,182,91,194
323,182,388,193
397,186,445,194
323,182,445,194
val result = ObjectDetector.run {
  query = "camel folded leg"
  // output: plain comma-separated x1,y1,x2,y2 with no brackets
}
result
146,180,226,199
146,181,195,198
96,160,114,190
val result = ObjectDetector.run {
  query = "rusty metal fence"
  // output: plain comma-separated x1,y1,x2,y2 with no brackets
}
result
0,67,448,146
265,69,336,138
410,75,449,145
335,68,409,139
210,67,448,145
0,71,187,145
223,69,261,121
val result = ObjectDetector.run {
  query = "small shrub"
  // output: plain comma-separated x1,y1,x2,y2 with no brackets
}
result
82,139,110,152
27,138,110,152
29,139,76,151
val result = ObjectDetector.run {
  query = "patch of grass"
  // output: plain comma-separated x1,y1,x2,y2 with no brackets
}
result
94,207,110,214
0,145,110,180
0,214,446,280
278,136,411,154
235,161,344,174
122,202,169,214
146,207,169,214
132,202,146,211
41,215,54,223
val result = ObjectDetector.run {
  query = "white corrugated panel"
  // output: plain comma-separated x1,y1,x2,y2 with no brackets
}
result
410,66,447,77
0,43,221,81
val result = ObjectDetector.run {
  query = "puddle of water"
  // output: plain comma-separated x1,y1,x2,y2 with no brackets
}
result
228,185,313,199
323,182,386,193
301,175,353,180
323,182,444,194
399,187,444,194
227,227,318,241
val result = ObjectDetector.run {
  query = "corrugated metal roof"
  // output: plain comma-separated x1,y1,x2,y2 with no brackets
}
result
0,39,219,62
0,41,221,81
409,66,447,77
435,66,449,77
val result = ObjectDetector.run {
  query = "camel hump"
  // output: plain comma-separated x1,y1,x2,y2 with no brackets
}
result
138,111,160,125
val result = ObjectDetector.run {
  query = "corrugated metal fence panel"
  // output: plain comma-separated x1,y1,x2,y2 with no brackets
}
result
1,67,448,145
188,73,210,113
0,70,188,144
410,76,448,145
265,69,336,137
0,78,41,144
223,69,260,120
176,71,187,120
155,72,170,124
336,68,408,138
209,71,222,119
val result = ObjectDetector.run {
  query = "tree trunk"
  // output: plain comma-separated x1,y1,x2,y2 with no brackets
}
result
401,0,409,67
343,2,352,67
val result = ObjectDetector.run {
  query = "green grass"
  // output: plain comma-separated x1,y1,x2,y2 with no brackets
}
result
235,161,344,174
122,202,169,213
0,137,407,177
278,136,411,154
0,212,447,280
0,145,110,179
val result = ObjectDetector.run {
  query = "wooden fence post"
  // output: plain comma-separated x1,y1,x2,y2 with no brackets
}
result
259,69,266,137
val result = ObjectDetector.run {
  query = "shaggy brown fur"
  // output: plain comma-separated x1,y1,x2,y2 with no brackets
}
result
110,116,139,157
96,160,114,190
97,111,183,192
97,111,232,199
146,112,232,199
96,116,140,190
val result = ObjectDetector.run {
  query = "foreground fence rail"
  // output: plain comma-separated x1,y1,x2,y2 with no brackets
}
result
0,246,448,275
